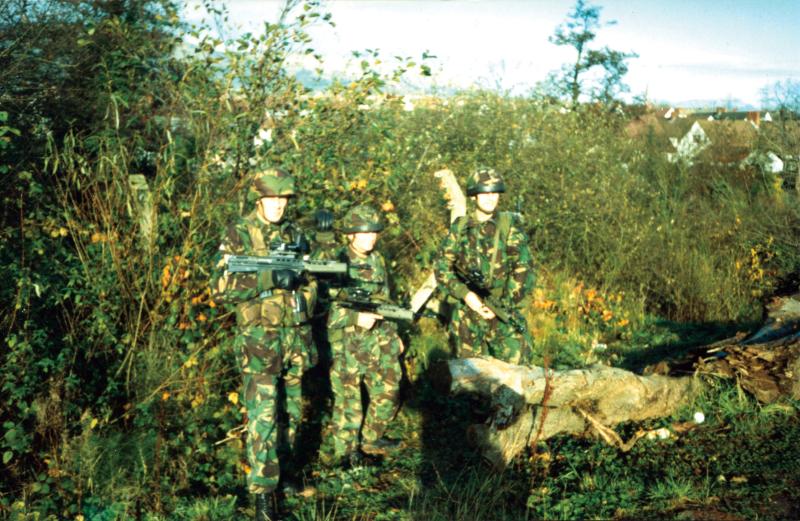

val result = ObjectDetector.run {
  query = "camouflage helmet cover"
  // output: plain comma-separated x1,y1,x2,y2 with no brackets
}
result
251,167,296,198
341,204,385,233
466,167,506,196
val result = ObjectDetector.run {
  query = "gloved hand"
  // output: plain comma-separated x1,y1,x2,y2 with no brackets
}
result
315,209,334,232
257,270,274,292
272,269,300,290
293,234,311,255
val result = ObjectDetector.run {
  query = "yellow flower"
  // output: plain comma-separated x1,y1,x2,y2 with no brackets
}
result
161,391,171,401
161,265,172,289
381,199,395,212
349,179,369,191
227,392,239,405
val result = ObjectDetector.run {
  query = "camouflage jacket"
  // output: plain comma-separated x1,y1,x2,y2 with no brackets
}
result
211,210,318,328
434,210,535,308
327,246,391,329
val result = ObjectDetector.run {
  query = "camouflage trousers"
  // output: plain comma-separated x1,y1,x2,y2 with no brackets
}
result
236,324,314,494
448,304,532,365
326,321,403,458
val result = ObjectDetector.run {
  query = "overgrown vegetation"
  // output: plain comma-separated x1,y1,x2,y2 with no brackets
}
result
2,0,799,519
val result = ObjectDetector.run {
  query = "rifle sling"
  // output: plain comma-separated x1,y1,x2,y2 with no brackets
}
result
488,211,512,281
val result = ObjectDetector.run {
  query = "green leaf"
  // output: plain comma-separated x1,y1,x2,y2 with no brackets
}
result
2,451,11,464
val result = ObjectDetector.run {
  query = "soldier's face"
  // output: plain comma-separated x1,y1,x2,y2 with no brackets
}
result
258,196,289,223
349,232,378,255
475,192,500,214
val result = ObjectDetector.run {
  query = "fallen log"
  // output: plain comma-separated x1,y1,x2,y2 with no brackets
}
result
443,295,800,470
444,357,702,469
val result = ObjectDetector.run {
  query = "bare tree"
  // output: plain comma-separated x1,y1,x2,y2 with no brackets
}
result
546,0,637,106
761,79,800,116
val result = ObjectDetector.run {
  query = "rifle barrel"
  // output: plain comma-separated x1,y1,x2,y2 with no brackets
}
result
226,255,347,274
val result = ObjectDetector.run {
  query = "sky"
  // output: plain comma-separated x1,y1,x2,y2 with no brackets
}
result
184,0,800,108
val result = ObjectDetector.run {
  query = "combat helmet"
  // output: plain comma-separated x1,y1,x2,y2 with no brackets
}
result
466,167,506,196
251,166,296,198
341,204,385,233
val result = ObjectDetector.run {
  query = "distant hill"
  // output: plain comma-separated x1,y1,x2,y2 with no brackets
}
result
291,68,458,96
292,70,766,109
293,69,332,91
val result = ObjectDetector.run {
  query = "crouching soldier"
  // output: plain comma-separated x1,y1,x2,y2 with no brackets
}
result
211,166,318,520
326,205,404,466
434,167,536,365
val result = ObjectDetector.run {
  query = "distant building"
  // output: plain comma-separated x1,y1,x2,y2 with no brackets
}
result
626,106,800,187
627,113,763,167
667,121,710,164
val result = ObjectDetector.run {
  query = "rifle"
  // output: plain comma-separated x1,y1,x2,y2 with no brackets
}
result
226,236,347,276
227,254,348,275
338,287,415,322
226,248,347,317
453,264,528,334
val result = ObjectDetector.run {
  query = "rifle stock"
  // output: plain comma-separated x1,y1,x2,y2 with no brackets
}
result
340,299,415,322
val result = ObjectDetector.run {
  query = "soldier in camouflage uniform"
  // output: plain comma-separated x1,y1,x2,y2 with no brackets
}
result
434,167,535,365
326,205,403,463
212,167,317,520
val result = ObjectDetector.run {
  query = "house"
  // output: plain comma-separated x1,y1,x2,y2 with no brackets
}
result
681,110,775,127
715,111,769,128
667,121,710,163
626,112,761,167
694,120,758,164
744,151,784,174
661,107,688,120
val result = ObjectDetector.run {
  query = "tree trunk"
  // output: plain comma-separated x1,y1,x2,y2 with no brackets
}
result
442,295,800,470
443,357,701,470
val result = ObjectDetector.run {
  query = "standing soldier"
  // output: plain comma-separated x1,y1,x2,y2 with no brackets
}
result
212,167,318,520
434,167,535,365
326,205,403,465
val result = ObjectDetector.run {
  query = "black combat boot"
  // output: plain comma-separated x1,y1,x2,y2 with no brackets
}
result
280,472,317,498
255,492,280,521
339,450,366,470
361,436,402,456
